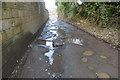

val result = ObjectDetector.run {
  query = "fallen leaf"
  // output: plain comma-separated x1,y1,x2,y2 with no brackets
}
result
100,56,107,59
88,66,94,70
96,72,110,78
83,51,94,56
81,58,88,62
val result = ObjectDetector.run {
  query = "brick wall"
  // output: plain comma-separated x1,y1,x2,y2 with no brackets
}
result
1,2,49,78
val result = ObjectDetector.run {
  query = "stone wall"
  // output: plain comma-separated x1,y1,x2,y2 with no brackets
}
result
1,2,49,78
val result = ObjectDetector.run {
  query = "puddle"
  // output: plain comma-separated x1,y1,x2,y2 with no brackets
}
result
70,39,83,45
50,30,58,37
57,28,66,38
37,18,84,74
40,29,59,41
49,26,58,30
50,53,63,73
46,41,54,50
57,32,66,37
37,39,46,45
38,41,55,65
39,30,58,41
44,43,63,74
53,39,64,47
62,38,83,46
39,35,55,41
44,50,54,65
57,28,65,33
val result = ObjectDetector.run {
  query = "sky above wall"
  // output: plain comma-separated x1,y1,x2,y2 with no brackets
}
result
44,0,57,10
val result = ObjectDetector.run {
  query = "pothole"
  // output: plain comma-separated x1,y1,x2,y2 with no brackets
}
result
50,53,63,74
37,39,46,45
53,39,64,47
44,50,54,65
62,38,83,46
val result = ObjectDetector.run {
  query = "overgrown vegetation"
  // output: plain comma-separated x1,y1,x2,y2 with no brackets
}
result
57,2,120,28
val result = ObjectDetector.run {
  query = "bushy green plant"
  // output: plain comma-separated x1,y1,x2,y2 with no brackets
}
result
57,2,120,28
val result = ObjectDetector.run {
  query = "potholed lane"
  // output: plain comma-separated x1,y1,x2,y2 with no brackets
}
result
16,16,118,78
37,18,84,66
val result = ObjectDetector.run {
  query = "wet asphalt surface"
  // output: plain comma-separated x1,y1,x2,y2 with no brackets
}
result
16,16,118,78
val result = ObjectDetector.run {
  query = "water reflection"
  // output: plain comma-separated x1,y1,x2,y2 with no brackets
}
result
37,40,55,65
50,53,63,73
46,41,54,50
62,38,83,46
36,16,85,76
49,26,58,30
44,50,54,65
70,38,83,46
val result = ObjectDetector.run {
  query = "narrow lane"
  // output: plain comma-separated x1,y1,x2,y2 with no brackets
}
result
16,16,118,78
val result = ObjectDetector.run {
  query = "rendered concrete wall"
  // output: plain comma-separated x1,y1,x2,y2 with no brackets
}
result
0,2,2,79
1,2,49,78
